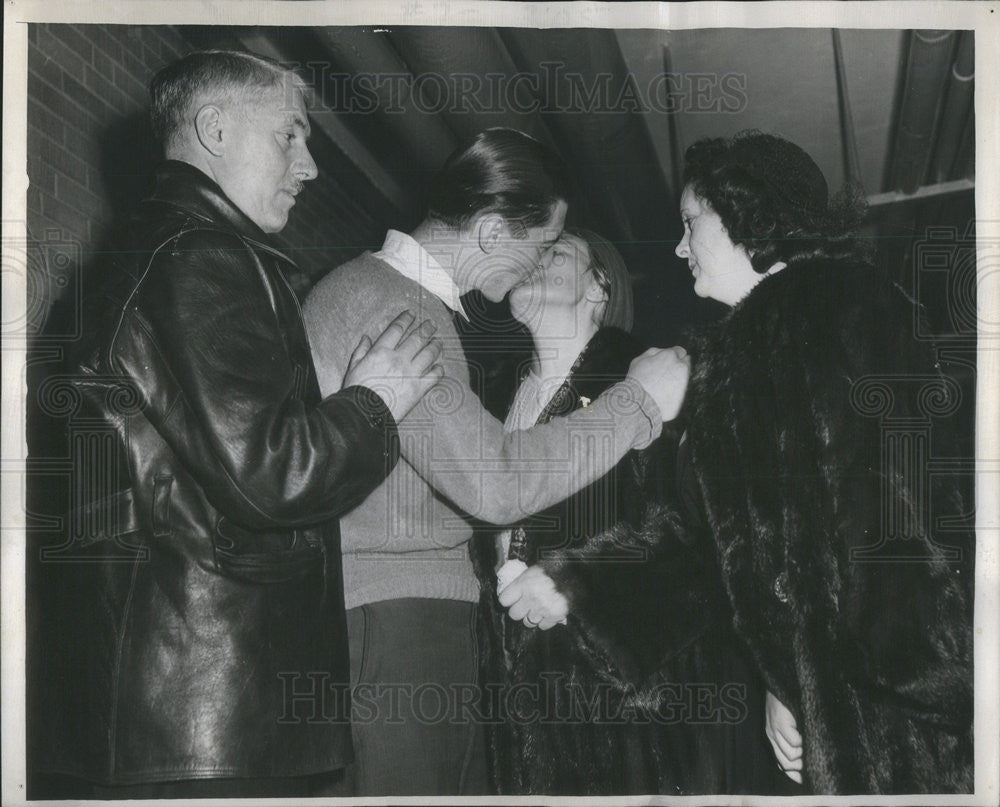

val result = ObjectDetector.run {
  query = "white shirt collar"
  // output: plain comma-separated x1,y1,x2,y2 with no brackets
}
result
373,229,469,320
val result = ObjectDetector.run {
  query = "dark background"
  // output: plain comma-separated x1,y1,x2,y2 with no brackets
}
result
24,24,976,347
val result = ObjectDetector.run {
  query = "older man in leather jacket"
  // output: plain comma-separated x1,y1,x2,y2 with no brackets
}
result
29,50,443,799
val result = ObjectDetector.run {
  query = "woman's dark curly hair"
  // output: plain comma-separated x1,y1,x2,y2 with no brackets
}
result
682,130,871,273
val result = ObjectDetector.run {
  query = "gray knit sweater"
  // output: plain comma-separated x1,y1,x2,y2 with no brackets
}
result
303,250,661,609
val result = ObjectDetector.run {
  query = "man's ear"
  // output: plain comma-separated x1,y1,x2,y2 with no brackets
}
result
194,104,226,158
476,213,505,254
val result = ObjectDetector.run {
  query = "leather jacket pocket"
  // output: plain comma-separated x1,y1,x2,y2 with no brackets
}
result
213,517,324,583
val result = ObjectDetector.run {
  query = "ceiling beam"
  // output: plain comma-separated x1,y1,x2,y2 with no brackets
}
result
311,28,458,169
614,29,676,201
832,29,863,187
867,178,973,208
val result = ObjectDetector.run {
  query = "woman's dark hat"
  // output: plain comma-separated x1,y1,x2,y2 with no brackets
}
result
731,131,829,218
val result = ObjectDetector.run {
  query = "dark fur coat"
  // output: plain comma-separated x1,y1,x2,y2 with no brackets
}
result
686,259,974,794
471,328,774,796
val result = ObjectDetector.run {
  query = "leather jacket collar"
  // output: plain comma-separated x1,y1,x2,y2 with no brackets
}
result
146,160,296,266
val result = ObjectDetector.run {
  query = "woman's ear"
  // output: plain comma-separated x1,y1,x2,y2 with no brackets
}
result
476,213,505,254
584,274,609,325
584,278,608,305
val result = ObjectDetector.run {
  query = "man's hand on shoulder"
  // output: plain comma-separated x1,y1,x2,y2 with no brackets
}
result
627,346,691,422
343,310,444,424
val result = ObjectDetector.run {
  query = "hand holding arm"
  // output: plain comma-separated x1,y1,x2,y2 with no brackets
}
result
307,272,665,529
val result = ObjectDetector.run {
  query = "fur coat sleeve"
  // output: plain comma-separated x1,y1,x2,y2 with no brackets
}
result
478,327,729,687
686,259,974,794
470,327,755,795
538,438,729,687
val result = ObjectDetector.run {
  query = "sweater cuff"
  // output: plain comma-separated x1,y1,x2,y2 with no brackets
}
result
606,377,662,449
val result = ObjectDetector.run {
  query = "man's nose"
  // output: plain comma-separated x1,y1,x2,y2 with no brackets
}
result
296,146,319,182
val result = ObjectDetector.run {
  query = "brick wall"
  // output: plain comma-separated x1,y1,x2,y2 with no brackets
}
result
27,24,192,328
26,23,390,323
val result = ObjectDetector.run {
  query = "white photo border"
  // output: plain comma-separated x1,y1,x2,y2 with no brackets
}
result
3,2,997,805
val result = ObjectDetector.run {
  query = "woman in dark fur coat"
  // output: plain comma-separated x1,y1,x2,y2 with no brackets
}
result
470,227,780,795
675,131,974,794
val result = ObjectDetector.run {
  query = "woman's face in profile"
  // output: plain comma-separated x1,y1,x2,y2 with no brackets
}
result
675,185,761,307
509,233,594,327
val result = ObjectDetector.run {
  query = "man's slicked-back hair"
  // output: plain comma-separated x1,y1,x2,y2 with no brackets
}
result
150,50,307,150
427,128,573,230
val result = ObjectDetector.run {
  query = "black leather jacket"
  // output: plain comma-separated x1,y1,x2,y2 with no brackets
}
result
30,160,399,785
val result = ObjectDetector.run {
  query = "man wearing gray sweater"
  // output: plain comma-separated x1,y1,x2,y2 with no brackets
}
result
303,129,690,795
